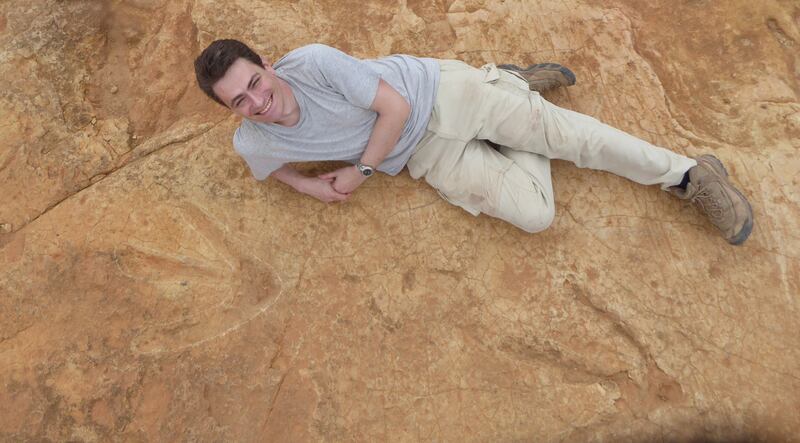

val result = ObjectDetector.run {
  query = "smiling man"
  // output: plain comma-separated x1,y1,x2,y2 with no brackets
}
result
194,40,754,244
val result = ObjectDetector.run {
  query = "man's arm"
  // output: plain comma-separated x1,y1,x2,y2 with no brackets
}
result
320,79,411,194
270,77,409,202
360,79,411,168
271,164,350,203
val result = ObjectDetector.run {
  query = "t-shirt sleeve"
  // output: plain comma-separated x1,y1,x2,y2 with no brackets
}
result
308,44,381,109
233,128,284,181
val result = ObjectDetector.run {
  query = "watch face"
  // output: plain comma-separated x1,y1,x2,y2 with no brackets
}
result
358,163,374,176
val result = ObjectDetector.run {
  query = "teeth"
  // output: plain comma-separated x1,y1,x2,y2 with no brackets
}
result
257,95,273,115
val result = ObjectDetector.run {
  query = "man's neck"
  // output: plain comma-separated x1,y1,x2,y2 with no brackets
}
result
274,77,300,127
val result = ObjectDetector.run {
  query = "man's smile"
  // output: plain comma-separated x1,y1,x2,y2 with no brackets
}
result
254,93,274,116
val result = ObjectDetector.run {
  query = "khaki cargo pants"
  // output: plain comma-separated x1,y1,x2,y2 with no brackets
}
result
406,60,697,233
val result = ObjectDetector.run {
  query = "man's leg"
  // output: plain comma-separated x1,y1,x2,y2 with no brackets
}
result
407,60,564,232
415,60,753,243
492,67,753,244
408,131,556,233
456,63,753,243
473,66,697,188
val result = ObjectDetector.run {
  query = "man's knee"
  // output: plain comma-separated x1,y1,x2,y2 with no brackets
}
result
514,204,555,233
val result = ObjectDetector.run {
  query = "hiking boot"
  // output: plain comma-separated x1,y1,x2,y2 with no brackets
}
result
669,155,754,245
497,63,577,92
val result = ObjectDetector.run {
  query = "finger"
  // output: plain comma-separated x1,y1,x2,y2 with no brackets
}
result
326,179,351,195
319,172,336,179
328,190,348,201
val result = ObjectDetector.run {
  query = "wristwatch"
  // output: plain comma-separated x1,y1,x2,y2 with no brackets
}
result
356,162,375,177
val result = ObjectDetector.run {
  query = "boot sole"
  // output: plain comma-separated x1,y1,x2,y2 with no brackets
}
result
497,63,577,86
730,212,753,245
697,155,753,245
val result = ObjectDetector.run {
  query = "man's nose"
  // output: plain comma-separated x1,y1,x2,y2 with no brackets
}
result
248,91,265,110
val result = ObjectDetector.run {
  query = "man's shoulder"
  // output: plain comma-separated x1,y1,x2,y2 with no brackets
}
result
233,120,270,155
275,43,334,68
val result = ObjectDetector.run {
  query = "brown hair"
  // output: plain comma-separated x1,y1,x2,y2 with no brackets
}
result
194,39,262,106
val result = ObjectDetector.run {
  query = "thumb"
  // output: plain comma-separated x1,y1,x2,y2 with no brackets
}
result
318,171,336,180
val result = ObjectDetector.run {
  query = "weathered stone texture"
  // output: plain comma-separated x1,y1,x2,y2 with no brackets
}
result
1,0,798,441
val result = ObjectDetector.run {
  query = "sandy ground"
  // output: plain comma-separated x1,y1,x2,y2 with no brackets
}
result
1,0,798,441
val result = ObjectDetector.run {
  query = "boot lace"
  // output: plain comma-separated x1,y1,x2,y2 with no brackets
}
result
691,187,727,226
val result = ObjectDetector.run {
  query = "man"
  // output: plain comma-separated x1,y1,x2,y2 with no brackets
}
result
194,40,753,245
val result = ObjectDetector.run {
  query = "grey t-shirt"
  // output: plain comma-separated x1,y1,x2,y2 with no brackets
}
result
233,44,440,180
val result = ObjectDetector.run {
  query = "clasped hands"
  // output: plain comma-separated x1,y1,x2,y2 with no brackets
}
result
301,165,367,203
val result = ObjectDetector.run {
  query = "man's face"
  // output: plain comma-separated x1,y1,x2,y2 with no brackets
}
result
212,58,294,125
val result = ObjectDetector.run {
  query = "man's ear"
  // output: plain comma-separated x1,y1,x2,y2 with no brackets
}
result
262,59,276,74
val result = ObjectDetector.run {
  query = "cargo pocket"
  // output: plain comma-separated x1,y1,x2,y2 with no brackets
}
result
430,139,515,218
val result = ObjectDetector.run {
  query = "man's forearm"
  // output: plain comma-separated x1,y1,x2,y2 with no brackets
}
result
270,164,309,192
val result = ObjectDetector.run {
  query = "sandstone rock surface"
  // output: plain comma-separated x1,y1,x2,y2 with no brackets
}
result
1,0,799,441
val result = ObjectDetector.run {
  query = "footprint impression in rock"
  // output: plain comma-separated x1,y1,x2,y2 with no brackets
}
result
113,203,282,354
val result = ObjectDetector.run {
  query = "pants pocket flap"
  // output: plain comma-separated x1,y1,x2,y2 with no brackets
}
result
480,63,500,83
